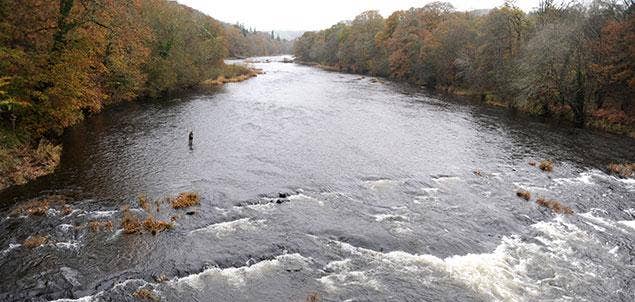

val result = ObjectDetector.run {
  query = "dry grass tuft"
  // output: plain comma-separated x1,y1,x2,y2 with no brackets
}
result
10,195,71,217
23,235,47,248
132,288,158,301
306,292,320,302
536,197,573,214
607,163,634,178
539,160,553,172
516,190,531,201
89,220,114,232
171,192,200,209
154,274,169,283
143,216,172,235
25,201,49,216
528,161,537,166
138,194,151,212
122,207,142,234
61,205,73,215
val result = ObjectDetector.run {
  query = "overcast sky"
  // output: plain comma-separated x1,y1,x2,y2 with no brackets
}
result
176,0,541,31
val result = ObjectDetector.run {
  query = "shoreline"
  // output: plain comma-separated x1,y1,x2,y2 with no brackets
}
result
0,139,61,192
0,65,261,193
296,61,635,139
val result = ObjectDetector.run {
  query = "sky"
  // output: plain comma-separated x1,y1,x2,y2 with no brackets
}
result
176,0,541,31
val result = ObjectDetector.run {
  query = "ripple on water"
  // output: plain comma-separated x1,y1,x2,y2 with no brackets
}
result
189,218,266,237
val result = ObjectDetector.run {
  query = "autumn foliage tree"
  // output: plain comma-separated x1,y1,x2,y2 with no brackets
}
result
294,0,635,133
0,0,239,139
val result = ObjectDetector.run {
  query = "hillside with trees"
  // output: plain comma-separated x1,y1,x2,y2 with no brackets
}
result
223,23,294,58
294,0,634,135
0,0,260,189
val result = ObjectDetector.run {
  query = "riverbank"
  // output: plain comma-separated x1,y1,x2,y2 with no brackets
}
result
297,61,635,138
201,64,263,86
0,129,61,191
0,64,260,192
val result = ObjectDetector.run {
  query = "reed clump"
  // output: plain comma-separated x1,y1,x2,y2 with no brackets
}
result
89,220,114,232
61,205,73,215
516,190,531,201
171,192,200,209
132,288,158,301
539,160,553,172
138,194,151,212
306,292,320,302
25,201,49,216
121,207,142,234
536,197,573,214
23,235,47,248
143,216,172,235
607,163,634,178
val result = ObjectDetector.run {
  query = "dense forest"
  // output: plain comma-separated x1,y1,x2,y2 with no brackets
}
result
0,0,288,189
294,0,634,134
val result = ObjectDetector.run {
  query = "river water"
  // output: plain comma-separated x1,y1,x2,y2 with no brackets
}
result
0,56,634,301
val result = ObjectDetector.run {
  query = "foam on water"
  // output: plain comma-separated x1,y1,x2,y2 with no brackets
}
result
57,224,75,232
189,218,265,237
55,240,82,251
553,172,595,185
364,179,403,190
319,214,627,300
171,253,311,289
617,220,635,230
77,210,117,219
49,278,148,302
372,214,408,222
579,210,634,234
432,176,461,183
1,243,21,256
288,193,325,206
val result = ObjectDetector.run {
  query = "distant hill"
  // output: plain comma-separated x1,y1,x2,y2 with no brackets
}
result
273,31,305,41
223,23,294,57
468,9,491,16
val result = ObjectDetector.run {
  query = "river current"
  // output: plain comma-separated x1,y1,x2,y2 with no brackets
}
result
0,56,634,301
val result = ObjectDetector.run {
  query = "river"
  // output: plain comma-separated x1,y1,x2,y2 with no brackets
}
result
0,56,634,301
